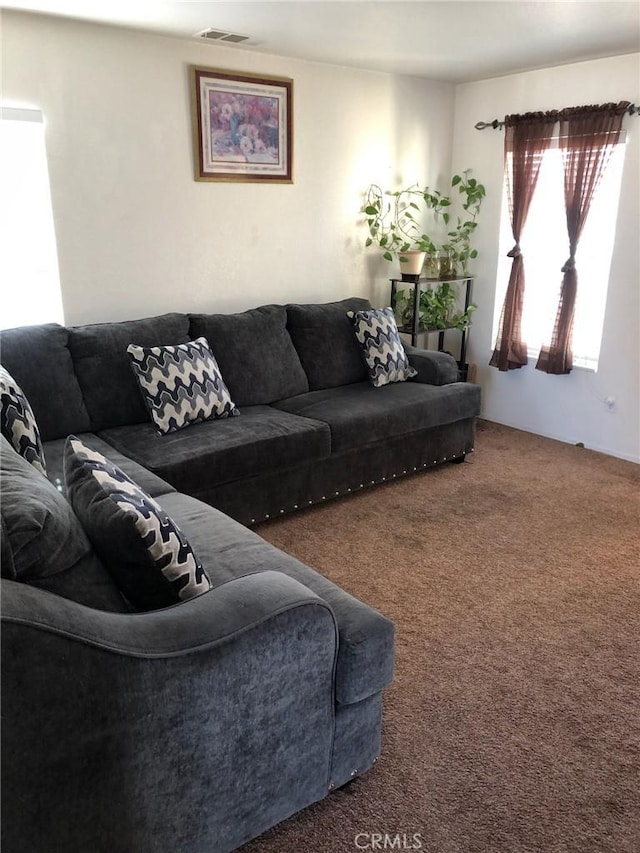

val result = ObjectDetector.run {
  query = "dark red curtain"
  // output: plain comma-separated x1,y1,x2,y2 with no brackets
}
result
536,102,629,374
490,112,557,370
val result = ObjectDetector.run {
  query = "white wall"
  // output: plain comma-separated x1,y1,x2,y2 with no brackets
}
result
452,54,640,461
4,13,635,459
1,11,454,324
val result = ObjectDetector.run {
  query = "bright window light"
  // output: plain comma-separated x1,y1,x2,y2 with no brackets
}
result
493,136,626,370
0,107,64,329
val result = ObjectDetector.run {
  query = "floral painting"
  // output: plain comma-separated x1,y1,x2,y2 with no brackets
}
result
191,67,293,182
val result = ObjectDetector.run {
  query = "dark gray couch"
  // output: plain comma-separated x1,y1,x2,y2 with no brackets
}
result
0,298,480,524
1,297,480,853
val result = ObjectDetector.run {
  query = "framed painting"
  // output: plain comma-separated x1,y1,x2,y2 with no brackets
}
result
191,66,293,183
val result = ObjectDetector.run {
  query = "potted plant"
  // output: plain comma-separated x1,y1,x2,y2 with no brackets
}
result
362,170,485,278
362,183,444,279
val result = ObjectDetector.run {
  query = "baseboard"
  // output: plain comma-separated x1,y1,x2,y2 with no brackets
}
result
478,415,640,464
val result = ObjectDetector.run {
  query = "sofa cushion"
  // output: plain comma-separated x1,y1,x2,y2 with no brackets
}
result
156,491,395,705
0,324,91,440
286,298,372,391
42,433,176,499
0,435,127,612
68,313,191,431
127,337,238,434
273,380,482,453
97,406,331,494
64,437,211,610
0,365,47,475
189,305,309,406
348,307,417,387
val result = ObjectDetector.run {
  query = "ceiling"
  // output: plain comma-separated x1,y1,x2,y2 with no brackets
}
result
1,1,639,83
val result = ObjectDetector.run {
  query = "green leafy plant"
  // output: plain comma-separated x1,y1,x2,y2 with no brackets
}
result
362,184,448,261
362,170,485,273
395,283,476,332
440,171,486,274
420,282,477,330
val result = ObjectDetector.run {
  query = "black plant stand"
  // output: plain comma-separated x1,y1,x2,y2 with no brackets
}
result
390,275,474,381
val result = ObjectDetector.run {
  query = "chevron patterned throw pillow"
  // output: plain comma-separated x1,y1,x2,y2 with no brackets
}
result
127,336,239,435
64,436,211,609
0,365,47,475
348,307,417,388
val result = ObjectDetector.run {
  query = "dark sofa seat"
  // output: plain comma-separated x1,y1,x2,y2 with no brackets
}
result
97,405,331,493
273,380,482,453
156,492,394,707
41,433,177,498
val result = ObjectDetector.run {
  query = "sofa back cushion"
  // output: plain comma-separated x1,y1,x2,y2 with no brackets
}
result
0,324,91,441
189,305,309,405
0,435,127,612
68,313,191,431
286,297,372,391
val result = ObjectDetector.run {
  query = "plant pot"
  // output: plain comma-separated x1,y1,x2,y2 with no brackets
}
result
398,250,426,281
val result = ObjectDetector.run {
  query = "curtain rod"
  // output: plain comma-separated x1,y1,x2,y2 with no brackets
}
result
474,102,638,130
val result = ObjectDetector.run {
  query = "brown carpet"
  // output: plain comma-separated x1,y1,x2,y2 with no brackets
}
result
243,420,640,853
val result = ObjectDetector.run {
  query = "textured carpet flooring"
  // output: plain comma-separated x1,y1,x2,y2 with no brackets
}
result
243,420,640,853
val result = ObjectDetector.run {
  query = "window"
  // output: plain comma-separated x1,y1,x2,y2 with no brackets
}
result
492,134,626,371
0,106,64,329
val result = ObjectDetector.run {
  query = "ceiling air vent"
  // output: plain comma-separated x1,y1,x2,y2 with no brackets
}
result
195,28,251,45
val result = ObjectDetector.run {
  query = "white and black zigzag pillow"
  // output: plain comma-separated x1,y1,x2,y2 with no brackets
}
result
64,437,211,610
348,307,417,388
127,337,239,435
0,365,47,475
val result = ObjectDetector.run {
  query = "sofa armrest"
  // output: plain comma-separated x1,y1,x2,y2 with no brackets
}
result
1,570,334,656
404,344,459,385
1,574,338,853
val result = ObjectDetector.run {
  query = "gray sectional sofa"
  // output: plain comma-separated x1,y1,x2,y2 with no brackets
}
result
0,297,480,524
1,296,481,853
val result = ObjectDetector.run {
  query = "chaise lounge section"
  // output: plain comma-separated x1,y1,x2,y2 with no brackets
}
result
1,429,394,852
